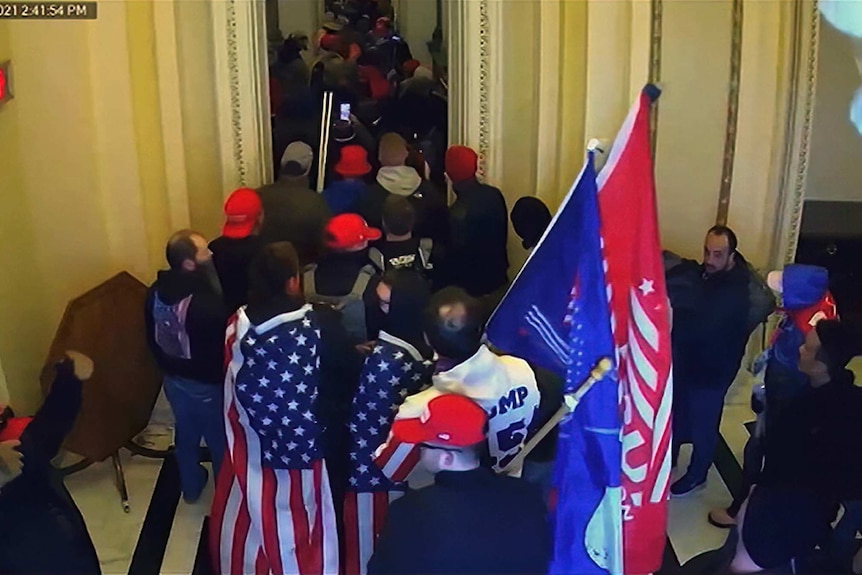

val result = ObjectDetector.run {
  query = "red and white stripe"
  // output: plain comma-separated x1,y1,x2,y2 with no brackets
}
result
342,491,405,575
372,436,420,483
209,313,339,575
597,89,672,575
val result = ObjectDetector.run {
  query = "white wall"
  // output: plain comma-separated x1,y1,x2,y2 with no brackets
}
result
400,0,436,66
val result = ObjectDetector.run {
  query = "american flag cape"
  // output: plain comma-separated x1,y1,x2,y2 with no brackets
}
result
596,85,672,575
373,345,540,479
343,331,434,575
210,304,339,575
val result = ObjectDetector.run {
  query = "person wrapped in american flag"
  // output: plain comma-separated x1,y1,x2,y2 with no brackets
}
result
343,270,436,575
210,242,363,575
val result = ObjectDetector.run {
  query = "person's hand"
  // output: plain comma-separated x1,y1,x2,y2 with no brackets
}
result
355,341,377,355
64,350,94,381
0,440,23,489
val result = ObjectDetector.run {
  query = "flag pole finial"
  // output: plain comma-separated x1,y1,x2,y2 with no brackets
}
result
644,83,662,103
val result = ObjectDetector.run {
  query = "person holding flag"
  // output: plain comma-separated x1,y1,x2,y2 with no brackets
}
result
373,287,562,484
485,85,671,575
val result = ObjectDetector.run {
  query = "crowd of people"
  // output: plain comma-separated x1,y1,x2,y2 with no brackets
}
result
667,228,862,574
2,187,862,575
143,129,558,575
2,6,862,572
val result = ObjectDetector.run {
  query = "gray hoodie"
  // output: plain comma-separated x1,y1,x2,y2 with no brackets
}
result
376,165,422,197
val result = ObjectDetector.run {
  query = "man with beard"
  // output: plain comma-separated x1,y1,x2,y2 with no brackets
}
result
145,229,228,502
668,225,750,497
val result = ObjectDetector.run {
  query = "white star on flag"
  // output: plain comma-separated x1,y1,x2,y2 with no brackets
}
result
639,278,655,296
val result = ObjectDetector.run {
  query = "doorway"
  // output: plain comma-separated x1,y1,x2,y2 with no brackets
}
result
262,0,450,196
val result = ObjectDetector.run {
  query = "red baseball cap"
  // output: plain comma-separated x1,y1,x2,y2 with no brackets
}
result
391,394,487,448
222,188,262,239
325,214,381,250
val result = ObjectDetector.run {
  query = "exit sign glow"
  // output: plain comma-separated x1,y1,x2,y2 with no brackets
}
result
0,61,12,107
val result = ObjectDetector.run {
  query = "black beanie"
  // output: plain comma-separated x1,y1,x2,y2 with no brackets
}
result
511,197,552,250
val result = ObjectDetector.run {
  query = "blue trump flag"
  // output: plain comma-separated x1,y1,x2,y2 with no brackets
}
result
550,157,622,574
487,154,621,573
487,154,612,380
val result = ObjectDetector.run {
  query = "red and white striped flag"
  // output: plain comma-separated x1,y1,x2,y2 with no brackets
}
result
210,307,339,575
597,85,673,574
342,491,405,575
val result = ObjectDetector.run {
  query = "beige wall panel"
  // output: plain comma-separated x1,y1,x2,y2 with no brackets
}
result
654,0,733,259
278,0,319,41
727,0,785,269
555,1,588,208
0,23,53,412
496,0,541,274
2,22,114,412
176,1,224,239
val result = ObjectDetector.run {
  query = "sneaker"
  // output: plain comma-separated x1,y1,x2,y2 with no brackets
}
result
708,507,737,528
670,475,706,497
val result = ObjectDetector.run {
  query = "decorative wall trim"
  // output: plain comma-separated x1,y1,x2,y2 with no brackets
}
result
476,0,491,176
446,0,493,183
212,0,273,194
769,0,820,266
716,0,744,225
226,0,247,186
648,0,663,154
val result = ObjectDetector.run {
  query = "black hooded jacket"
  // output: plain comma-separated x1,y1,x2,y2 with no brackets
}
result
445,178,509,297
0,361,101,575
145,269,228,385
667,254,751,387
380,270,434,360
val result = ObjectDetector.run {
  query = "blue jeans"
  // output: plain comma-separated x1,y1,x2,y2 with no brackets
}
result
162,375,225,499
672,384,729,483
